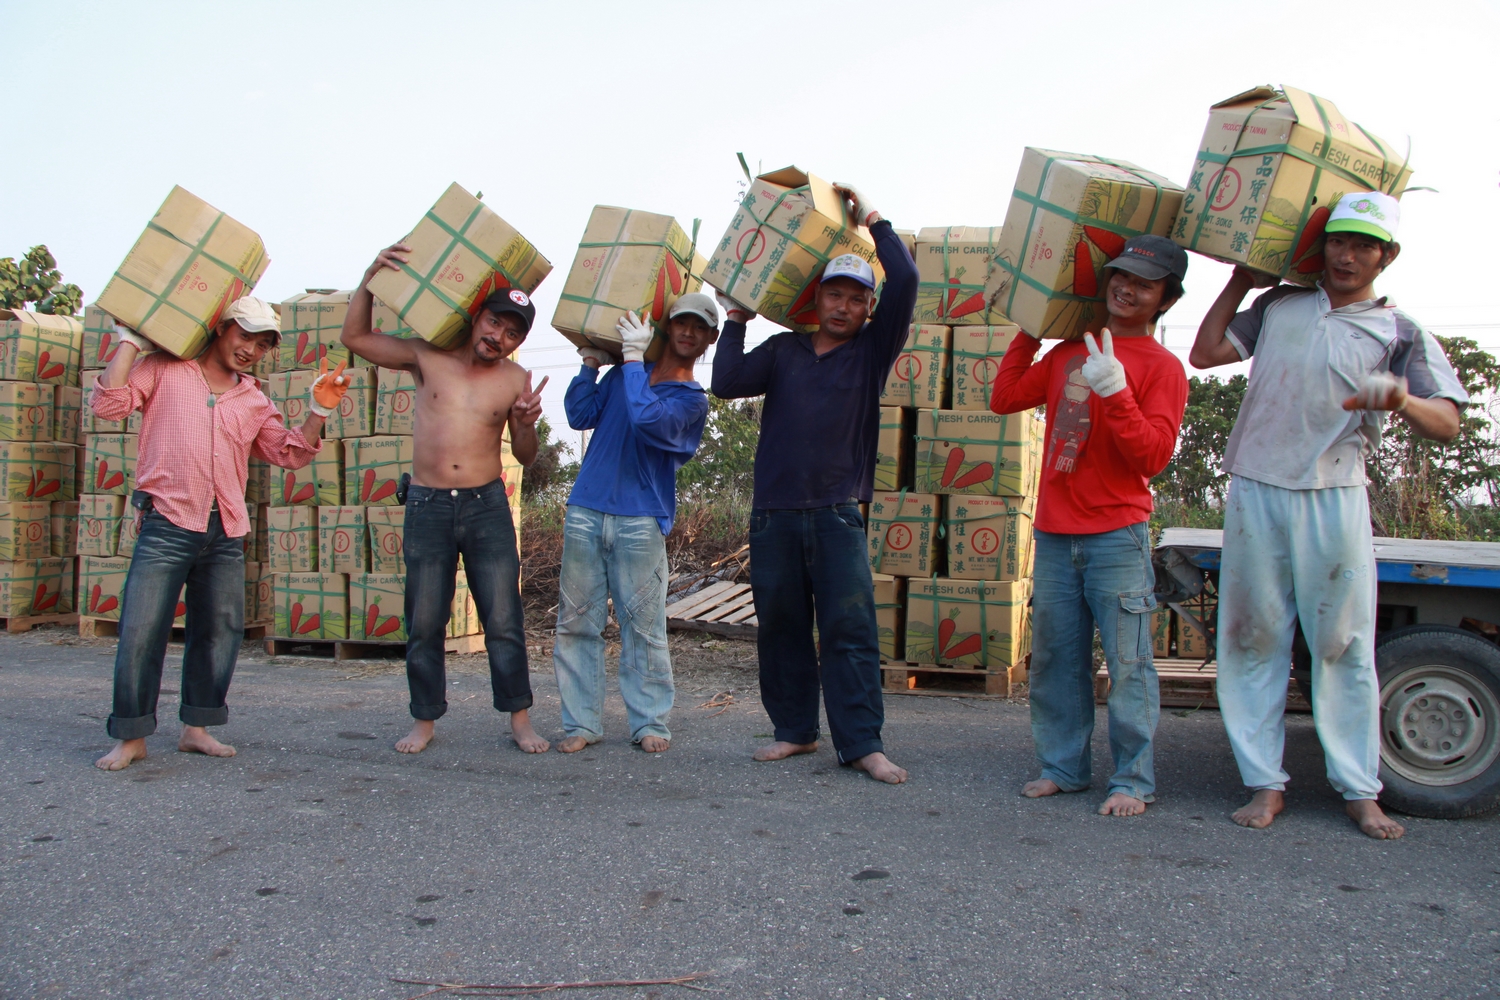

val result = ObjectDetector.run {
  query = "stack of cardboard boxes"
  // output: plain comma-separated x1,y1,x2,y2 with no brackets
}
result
0,308,83,621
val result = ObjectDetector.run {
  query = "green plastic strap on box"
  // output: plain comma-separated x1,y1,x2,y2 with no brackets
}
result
560,209,701,329
951,327,1006,408
123,214,262,334
920,227,996,321
894,332,945,406
868,487,940,574
914,420,1027,496
2,322,74,381
915,585,1019,666
719,170,855,319
392,200,543,323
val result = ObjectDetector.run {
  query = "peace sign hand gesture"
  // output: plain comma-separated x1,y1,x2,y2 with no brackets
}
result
1080,329,1128,398
513,370,548,428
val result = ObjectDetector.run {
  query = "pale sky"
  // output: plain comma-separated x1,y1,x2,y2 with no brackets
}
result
4,0,1496,449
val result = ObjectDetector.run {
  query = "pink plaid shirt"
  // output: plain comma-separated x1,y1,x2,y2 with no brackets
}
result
91,355,320,537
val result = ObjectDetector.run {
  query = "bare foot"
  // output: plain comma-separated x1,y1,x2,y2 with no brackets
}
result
95,738,148,771
510,709,550,753
639,736,670,753
1022,778,1063,798
556,735,594,754
1231,788,1284,829
1098,791,1147,817
396,720,434,754
752,740,818,761
1346,799,1405,840
851,751,908,784
178,726,236,758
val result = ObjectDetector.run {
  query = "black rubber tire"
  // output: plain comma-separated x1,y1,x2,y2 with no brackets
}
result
1374,625,1500,820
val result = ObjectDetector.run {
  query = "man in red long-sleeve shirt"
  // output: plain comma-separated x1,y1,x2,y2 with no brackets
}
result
990,235,1189,816
92,297,348,771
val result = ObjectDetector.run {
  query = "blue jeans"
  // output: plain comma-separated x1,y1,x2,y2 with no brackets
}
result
403,479,530,719
107,498,245,740
553,506,673,742
749,504,884,764
1029,523,1160,801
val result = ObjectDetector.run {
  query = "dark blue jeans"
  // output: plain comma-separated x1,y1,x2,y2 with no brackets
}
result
748,503,884,763
403,479,530,719
107,499,245,740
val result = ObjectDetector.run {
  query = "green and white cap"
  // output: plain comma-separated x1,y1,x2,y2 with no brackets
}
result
1326,191,1400,242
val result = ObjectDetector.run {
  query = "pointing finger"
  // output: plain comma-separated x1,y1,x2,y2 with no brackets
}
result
533,375,549,395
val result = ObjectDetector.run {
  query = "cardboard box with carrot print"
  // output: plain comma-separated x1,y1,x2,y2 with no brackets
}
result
0,381,54,442
0,502,52,560
245,457,273,506
116,508,141,558
371,297,417,340
879,326,950,408
50,500,78,558
268,505,317,573
0,309,83,386
914,227,1006,325
905,577,1030,668
866,491,942,578
279,290,353,370
914,409,1037,497
374,367,416,436
273,572,348,640
95,186,270,360
366,505,405,574
0,557,70,617
84,434,137,496
344,436,410,506
551,205,707,360
367,183,553,351
317,506,368,575
52,386,81,444
350,573,406,641
872,406,909,493
949,325,1022,411
265,369,318,426
984,149,1183,340
76,494,127,558
703,166,882,333
79,555,130,620
272,441,342,506
323,367,377,440
1,442,75,501
945,494,1035,582
873,573,906,662
1172,86,1412,284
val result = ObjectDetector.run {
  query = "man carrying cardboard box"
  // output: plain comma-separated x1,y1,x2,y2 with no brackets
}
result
342,243,549,755
553,294,718,754
1190,192,1466,839
712,184,918,784
990,236,1190,816
92,298,349,771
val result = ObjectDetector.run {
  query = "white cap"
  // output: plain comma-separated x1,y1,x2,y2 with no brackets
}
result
220,296,281,336
1326,191,1400,243
668,292,719,328
821,253,876,290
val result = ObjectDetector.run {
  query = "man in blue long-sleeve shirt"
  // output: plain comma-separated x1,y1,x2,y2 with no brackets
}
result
554,293,718,754
712,183,918,783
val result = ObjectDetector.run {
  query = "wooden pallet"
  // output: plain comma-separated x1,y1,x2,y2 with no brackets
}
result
262,632,487,661
1,612,79,634
79,618,273,641
881,659,1030,699
1094,658,1311,713
665,580,758,640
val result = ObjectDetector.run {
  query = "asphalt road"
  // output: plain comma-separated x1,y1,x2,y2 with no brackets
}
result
2,628,1497,1000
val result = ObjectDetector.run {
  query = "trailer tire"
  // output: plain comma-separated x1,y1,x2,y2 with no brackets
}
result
1375,625,1500,819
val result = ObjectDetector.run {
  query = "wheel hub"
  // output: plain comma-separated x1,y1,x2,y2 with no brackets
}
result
1381,664,1500,787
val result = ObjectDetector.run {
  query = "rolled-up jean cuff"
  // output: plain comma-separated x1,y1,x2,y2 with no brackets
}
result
1041,769,1090,793
492,693,533,714
775,726,820,747
1252,782,1288,793
631,725,670,743
1108,785,1156,803
179,705,228,728
836,738,883,765
410,701,449,721
107,713,158,741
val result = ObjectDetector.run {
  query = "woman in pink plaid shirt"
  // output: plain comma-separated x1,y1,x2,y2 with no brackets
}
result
92,298,348,771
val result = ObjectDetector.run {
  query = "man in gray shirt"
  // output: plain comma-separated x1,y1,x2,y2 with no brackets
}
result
1189,191,1466,839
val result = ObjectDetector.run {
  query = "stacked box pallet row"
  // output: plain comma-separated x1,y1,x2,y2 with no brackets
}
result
0,308,85,630
866,229,1043,696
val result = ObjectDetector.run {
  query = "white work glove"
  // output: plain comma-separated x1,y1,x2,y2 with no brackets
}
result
1081,330,1128,398
715,291,755,325
1342,370,1408,412
832,182,881,227
113,322,150,352
578,346,613,369
616,310,653,364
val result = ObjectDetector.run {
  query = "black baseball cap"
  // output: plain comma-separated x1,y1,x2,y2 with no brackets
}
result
1104,235,1188,282
481,287,536,333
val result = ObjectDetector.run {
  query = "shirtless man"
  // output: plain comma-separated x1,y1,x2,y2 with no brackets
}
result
342,243,548,754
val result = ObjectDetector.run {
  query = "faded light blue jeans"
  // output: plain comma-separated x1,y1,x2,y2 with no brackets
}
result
553,505,674,743
1029,522,1160,801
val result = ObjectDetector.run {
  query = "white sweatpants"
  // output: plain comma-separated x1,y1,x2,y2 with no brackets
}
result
1216,476,1382,800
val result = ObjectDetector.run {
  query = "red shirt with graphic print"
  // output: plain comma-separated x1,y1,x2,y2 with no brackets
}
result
989,331,1188,535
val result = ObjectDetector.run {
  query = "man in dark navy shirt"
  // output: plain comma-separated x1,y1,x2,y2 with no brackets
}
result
712,183,918,783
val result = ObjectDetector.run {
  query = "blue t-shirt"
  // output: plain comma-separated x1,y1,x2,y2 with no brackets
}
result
565,361,709,535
